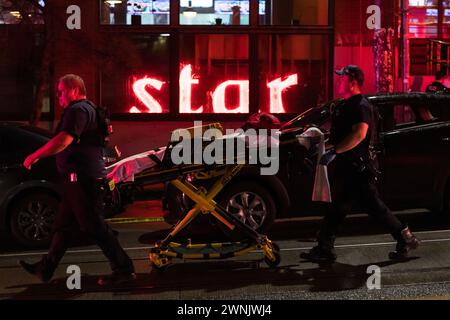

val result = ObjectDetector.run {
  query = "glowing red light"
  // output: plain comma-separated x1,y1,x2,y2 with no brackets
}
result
267,74,298,113
129,65,299,114
212,80,249,114
129,77,165,113
179,64,203,113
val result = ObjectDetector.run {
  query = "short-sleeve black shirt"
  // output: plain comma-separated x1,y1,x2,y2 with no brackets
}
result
330,94,373,161
55,100,106,178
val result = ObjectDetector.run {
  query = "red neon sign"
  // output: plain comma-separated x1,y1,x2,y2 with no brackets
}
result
129,77,165,113
267,74,298,114
213,80,249,114
130,64,298,114
179,64,202,113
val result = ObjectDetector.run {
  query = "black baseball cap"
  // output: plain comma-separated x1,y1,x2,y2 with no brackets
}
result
335,65,364,87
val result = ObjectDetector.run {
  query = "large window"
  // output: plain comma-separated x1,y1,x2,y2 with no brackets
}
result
180,0,250,25
100,0,170,25
0,0,44,24
408,0,439,37
179,34,249,113
97,1,333,117
100,34,171,114
258,34,329,114
407,0,450,37
445,1,450,35
408,0,450,75
0,29,47,119
259,0,328,25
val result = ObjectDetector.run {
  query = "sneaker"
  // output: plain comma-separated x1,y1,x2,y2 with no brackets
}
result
389,227,420,260
97,272,137,286
300,246,337,263
18,260,54,283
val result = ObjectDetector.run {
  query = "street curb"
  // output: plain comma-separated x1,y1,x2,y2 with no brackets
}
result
105,217,165,224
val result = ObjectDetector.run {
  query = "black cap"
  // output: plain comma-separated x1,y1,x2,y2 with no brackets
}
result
335,65,364,87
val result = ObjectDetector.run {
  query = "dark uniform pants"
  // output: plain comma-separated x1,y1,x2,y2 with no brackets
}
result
43,176,134,274
317,159,405,250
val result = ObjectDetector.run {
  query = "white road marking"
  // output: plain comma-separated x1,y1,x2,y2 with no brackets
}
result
0,246,152,258
281,238,450,252
414,229,450,234
2,231,450,258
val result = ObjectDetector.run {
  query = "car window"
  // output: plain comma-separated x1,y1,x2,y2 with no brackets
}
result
0,127,15,153
282,106,331,130
0,130,4,159
0,127,19,165
415,105,438,122
0,126,48,160
426,103,450,122
21,125,53,138
393,105,416,127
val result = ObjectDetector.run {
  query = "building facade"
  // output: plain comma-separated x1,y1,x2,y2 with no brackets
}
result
0,0,448,156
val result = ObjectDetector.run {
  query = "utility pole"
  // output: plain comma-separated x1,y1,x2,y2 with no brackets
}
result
400,0,409,92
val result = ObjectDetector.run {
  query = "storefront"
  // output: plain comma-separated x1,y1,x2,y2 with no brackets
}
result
95,0,333,120
407,0,450,90
0,0,448,155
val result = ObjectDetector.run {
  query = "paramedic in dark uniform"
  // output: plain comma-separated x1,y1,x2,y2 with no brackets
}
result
301,65,420,262
19,74,136,286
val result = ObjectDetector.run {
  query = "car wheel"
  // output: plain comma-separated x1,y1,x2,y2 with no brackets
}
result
164,182,188,225
9,193,58,248
217,182,276,234
445,179,450,214
164,182,213,229
104,187,123,218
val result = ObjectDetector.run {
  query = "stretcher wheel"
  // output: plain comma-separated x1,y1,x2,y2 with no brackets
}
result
271,242,280,252
151,262,168,271
149,253,172,271
264,250,281,268
264,242,281,268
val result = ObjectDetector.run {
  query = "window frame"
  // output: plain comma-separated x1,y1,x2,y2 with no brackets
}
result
97,0,335,121
0,24,51,121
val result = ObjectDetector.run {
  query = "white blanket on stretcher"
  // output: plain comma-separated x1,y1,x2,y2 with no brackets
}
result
297,127,332,203
106,147,166,184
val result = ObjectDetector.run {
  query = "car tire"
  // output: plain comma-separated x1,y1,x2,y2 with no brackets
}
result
216,181,277,235
444,179,450,214
164,182,214,229
164,182,188,225
9,192,59,248
104,187,124,218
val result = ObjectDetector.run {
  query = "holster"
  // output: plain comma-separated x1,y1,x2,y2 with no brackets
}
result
348,155,380,182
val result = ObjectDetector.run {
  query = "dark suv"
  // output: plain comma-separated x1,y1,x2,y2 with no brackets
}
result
0,122,122,248
165,93,450,233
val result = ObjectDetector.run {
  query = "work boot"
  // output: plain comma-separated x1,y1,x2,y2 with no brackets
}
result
389,226,420,260
18,257,55,283
300,246,337,263
97,272,137,287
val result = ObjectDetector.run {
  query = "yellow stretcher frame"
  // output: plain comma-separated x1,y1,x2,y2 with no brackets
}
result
109,122,281,269
148,163,281,270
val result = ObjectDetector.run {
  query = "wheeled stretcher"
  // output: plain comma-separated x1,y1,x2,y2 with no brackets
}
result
106,123,281,270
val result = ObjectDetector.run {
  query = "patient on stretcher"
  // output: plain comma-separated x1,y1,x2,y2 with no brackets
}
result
106,147,166,184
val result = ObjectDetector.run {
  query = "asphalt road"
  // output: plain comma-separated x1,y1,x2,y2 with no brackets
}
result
1,207,450,300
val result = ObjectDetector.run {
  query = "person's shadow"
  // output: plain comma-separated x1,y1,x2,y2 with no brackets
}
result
5,256,418,299
297,257,419,292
